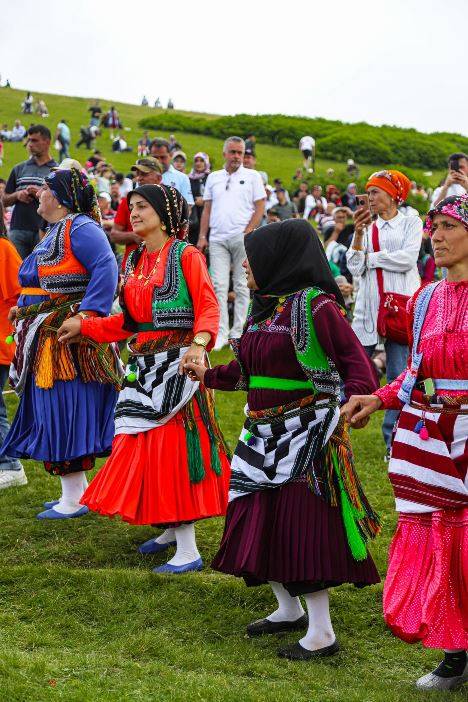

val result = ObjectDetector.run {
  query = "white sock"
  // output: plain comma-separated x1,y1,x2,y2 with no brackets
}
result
167,523,200,566
53,471,86,515
266,581,305,623
155,528,176,545
81,473,88,491
299,590,336,651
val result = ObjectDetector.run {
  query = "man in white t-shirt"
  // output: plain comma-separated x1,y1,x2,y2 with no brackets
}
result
198,136,266,349
430,152,468,207
299,135,315,173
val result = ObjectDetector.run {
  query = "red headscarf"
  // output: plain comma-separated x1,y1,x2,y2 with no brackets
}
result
365,169,411,203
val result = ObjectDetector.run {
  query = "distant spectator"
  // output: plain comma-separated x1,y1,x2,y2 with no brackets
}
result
243,149,268,185
141,95,149,106
245,133,256,155
291,167,303,183
87,149,104,168
346,158,359,177
323,207,354,282
292,181,310,216
430,152,468,207
417,236,436,283
88,100,102,127
55,118,71,160
168,134,180,153
10,120,26,142
266,207,281,223
22,92,33,114
76,125,99,149
36,99,48,117
154,97,161,108
274,188,298,220
137,131,152,157
0,123,10,140
112,135,132,152
172,150,187,173
326,184,341,205
3,124,57,258
97,192,115,233
150,138,194,205
299,135,315,172
264,185,278,213
188,152,211,245
104,106,121,136
111,157,163,267
341,182,358,211
109,181,122,211
303,185,327,220
115,172,133,198
197,136,265,349
167,98,174,109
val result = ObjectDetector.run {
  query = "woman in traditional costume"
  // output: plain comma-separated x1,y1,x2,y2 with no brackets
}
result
185,219,381,659
58,184,230,574
2,168,120,518
342,194,468,690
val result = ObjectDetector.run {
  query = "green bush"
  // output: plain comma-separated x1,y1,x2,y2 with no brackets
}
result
139,112,468,170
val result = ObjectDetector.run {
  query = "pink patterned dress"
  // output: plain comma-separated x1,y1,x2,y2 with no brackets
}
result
375,280,468,650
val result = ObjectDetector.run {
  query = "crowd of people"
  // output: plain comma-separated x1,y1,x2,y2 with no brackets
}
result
0,115,467,692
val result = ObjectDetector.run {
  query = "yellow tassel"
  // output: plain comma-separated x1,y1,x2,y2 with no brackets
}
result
35,336,55,389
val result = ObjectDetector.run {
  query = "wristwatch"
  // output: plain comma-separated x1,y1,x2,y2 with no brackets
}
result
193,335,208,348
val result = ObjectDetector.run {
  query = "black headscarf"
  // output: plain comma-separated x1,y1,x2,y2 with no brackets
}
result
127,183,189,239
45,168,101,224
245,219,346,324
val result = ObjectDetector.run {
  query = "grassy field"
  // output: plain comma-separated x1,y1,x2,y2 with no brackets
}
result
0,87,445,190
0,346,465,702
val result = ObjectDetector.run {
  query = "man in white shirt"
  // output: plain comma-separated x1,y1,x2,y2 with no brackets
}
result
150,138,194,206
303,185,327,220
430,152,468,207
347,169,422,455
299,135,315,173
198,136,266,349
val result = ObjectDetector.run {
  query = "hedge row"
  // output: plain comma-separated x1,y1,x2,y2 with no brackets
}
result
139,112,468,170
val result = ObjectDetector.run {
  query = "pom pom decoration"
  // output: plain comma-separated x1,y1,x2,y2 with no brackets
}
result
419,426,429,441
5,335,14,345
127,372,137,383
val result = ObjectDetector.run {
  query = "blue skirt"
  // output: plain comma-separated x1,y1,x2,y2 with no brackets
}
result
2,375,117,462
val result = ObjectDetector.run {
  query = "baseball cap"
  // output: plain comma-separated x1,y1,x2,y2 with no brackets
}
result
130,157,163,174
244,148,254,156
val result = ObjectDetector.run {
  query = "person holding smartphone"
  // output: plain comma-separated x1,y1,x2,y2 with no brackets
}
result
430,152,468,207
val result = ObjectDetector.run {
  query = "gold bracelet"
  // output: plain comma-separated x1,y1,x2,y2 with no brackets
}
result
76,311,89,320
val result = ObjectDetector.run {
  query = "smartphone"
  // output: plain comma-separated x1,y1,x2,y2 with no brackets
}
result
449,157,460,172
356,194,369,209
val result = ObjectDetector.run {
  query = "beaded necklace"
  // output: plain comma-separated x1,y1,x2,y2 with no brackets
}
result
248,295,290,331
132,238,171,286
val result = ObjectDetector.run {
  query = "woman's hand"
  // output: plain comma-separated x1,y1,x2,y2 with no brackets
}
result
178,343,205,376
57,316,82,343
340,394,382,428
8,306,18,323
183,361,207,384
353,206,372,235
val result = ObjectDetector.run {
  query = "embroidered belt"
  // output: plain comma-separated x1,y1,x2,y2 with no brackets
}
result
249,375,314,391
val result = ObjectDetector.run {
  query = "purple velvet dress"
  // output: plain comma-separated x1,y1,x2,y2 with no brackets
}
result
205,294,380,596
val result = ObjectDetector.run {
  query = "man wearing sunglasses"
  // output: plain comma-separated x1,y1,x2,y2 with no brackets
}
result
197,136,265,350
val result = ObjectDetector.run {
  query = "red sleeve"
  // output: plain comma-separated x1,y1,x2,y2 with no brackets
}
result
181,246,219,350
114,198,132,230
81,312,131,343
204,360,242,390
312,296,379,400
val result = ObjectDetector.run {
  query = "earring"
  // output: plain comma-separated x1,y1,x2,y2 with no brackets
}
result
57,204,62,209
161,223,166,231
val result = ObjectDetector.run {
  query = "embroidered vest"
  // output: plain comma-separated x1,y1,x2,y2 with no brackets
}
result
36,214,91,294
123,239,195,331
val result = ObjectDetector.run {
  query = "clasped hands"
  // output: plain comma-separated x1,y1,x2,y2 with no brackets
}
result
340,394,383,428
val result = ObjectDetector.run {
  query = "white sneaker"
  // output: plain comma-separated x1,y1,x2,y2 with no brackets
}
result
0,467,28,490
213,337,228,351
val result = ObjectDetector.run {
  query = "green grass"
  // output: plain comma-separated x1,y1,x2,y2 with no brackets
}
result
0,347,465,701
0,87,445,190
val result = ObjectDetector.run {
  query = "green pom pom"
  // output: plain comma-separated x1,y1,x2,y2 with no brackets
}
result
127,372,137,383
5,335,14,345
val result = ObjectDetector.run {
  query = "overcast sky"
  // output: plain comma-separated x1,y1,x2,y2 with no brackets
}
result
1,0,465,136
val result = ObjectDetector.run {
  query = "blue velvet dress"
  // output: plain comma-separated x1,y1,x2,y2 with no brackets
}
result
2,215,118,465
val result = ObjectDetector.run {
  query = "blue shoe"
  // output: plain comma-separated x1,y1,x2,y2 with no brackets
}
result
152,557,203,574
43,500,59,509
36,505,89,520
139,538,177,555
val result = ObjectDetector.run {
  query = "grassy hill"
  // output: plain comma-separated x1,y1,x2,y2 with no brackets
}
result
0,87,445,197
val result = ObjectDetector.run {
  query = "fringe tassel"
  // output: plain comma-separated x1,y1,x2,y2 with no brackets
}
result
195,387,231,475
331,447,368,561
183,400,205,483
34,336,56,389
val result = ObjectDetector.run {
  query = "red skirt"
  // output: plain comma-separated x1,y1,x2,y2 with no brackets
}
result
81,408,231,526
383,508,468,649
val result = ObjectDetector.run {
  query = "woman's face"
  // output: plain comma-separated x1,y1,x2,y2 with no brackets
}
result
128,194,161,236
243,257,259,290
37,183,63,221
431,213,468,269
194,157,206,173
367,186,394,215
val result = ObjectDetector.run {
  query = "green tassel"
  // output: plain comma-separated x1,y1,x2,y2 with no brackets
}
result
332,448,367,561
185,420,205,483
210,440,222,476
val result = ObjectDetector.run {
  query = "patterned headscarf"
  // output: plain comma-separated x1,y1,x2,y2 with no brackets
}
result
189,152,211,180
424,194,468,236
365,169,411,204
45,168,101,224
128,184,189,239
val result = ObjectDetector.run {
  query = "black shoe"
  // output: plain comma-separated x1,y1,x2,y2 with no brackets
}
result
246,614,308,638
277,640,339,661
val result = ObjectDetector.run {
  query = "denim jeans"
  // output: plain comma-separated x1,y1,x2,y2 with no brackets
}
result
0,364,21,470
364,340,408,450
9,228,39,259
209,235,250,340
